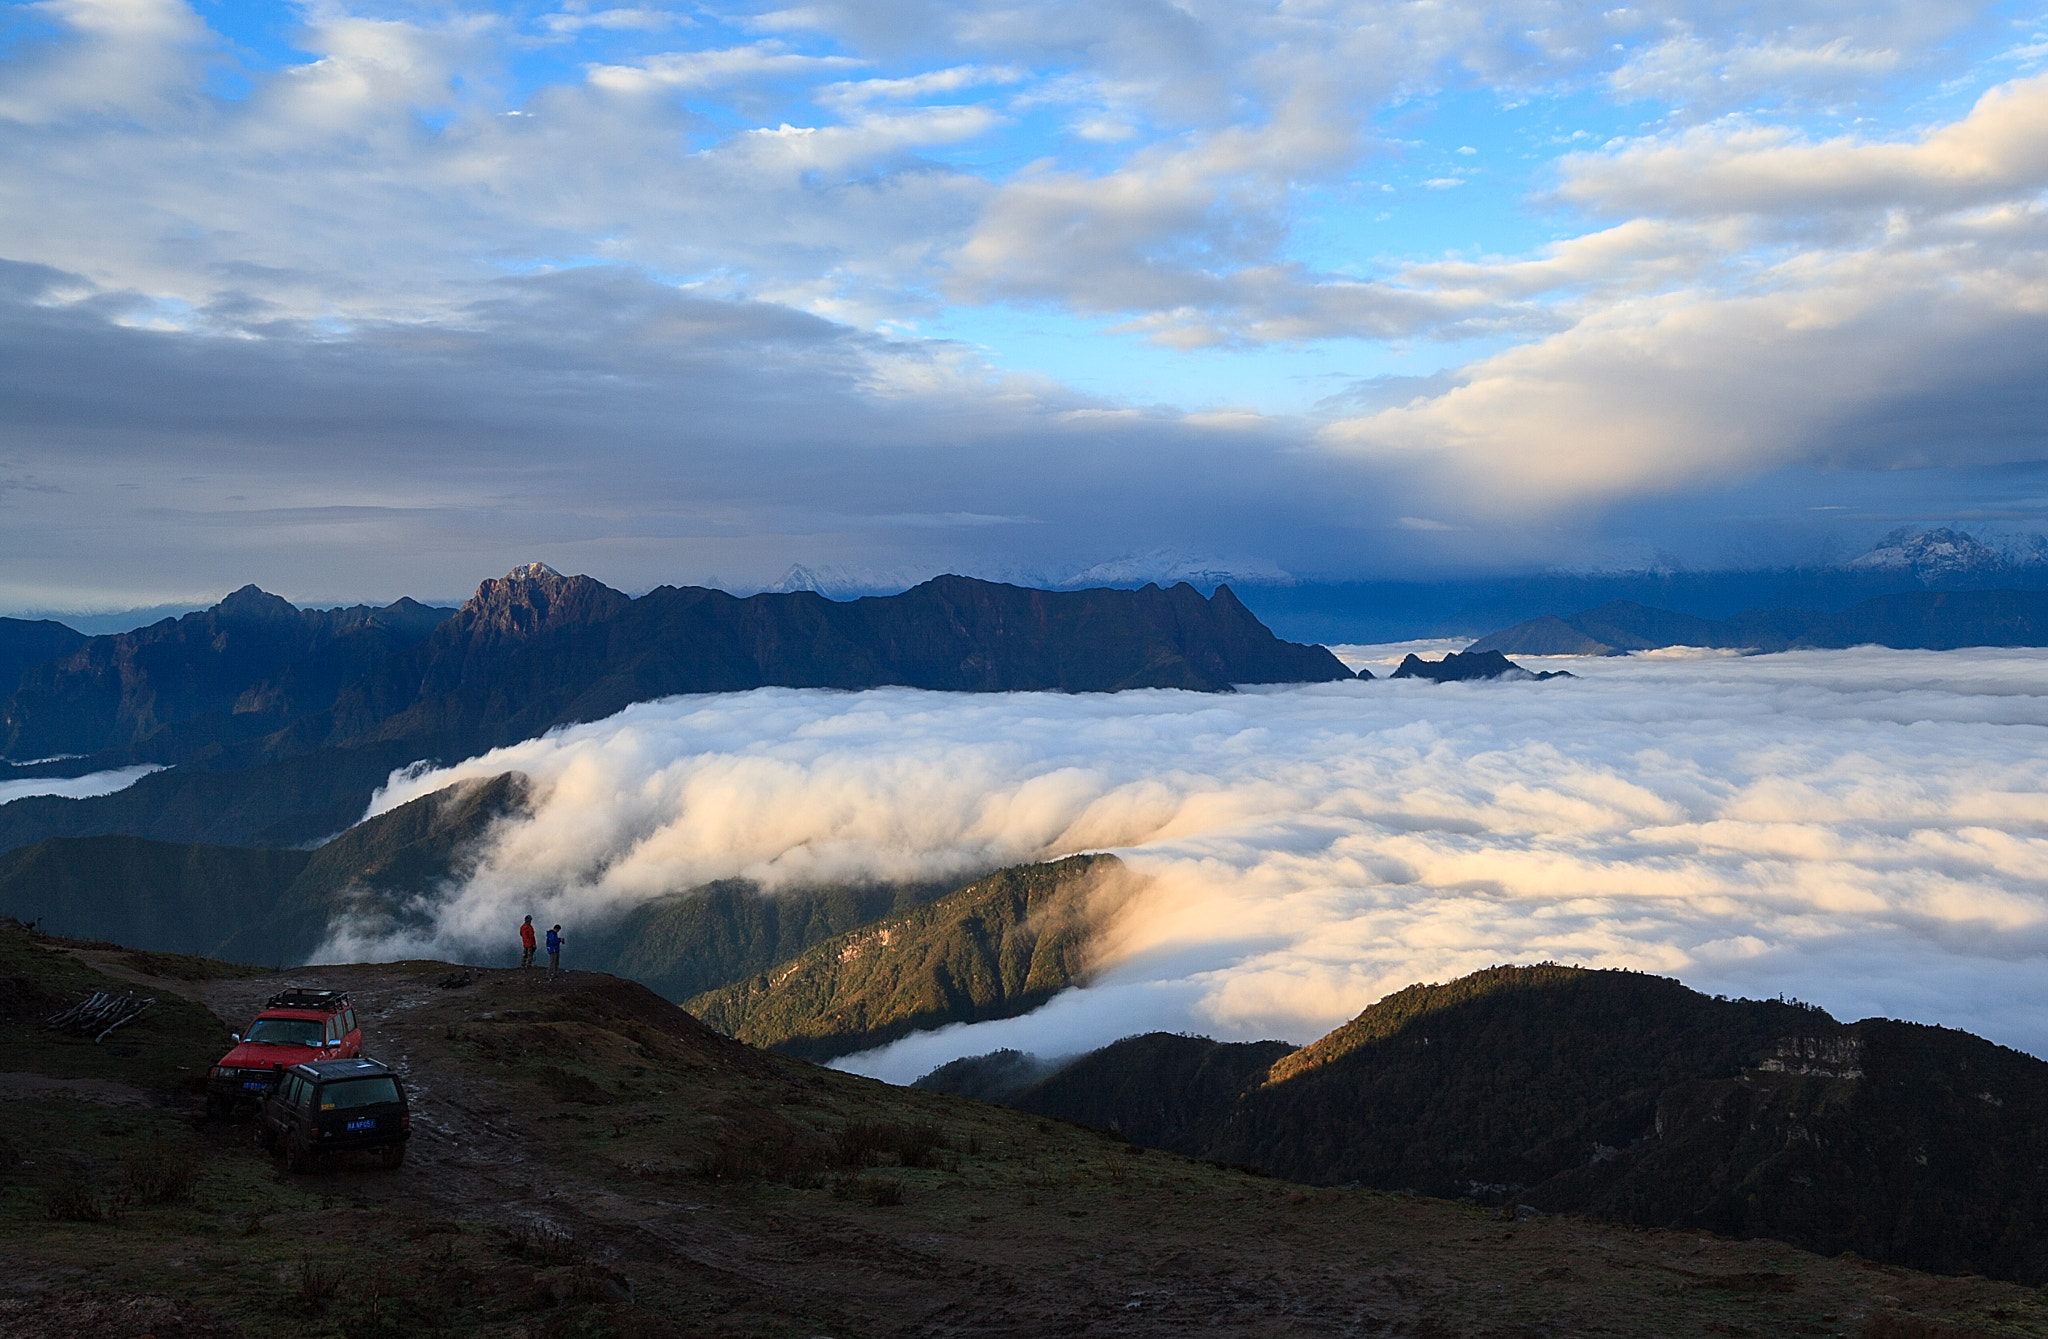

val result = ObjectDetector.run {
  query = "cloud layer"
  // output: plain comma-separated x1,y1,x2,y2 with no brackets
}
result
332,646,2048,1078
2,0,2045,601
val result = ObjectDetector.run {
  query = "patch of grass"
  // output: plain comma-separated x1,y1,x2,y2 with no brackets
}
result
831,1172,903,1206
123,1134,201,1204
0,926,233,1091
502,1221,582,1266
118,948,269,982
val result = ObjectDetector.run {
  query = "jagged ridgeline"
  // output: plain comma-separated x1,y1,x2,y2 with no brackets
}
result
0,565,1351,855
686,854,1131,1061
928,964,2048,1284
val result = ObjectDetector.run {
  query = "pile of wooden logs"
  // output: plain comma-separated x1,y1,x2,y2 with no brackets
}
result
44,990,155,1043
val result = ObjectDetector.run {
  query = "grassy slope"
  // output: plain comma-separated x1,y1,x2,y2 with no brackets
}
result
1,925,2045,1338
579,876,956,1004
686,854,1119,1060
0,774,530,968
0,838,312,958
1010,965,2048,1286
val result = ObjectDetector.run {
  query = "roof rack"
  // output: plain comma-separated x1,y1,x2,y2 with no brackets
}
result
265,987,351,1012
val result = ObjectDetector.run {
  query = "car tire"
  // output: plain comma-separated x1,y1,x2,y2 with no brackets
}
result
205,1094,228,1120
380,1142,406,1169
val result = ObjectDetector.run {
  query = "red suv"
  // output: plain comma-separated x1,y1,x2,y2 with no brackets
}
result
206,988,362,1116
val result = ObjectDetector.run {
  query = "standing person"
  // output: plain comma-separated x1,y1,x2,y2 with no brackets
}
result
545,924,564,978
519,915,537,968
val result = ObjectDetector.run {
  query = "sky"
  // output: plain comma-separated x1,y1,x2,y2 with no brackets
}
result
3,0,2048,608
317,644,2048,1073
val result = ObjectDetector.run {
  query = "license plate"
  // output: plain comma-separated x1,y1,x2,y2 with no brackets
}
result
242,1081,268,1090
346,1118,375,1132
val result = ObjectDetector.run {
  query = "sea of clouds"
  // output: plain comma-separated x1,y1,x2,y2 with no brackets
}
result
331,646,2048,1079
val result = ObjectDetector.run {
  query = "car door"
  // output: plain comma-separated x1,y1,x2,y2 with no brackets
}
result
340,1006,361,1056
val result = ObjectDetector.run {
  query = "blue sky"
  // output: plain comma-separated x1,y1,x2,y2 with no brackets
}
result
0,0,2046,606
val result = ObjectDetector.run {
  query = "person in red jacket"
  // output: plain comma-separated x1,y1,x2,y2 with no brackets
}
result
519,915,537,968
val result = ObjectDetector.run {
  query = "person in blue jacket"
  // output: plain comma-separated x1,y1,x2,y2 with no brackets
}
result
545,924,565,978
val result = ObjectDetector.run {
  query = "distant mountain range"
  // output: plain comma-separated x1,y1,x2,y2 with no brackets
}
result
0,564,1350,855
1470,588,2048,656
917,964,2048,1285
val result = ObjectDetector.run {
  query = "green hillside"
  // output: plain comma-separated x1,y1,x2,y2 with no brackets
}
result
0,773,531,965
0,835,310,959
688,853,1125,1060
579,876,954,1003
1001,964,2048,1284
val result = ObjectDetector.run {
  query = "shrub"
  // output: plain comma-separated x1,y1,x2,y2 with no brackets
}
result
694,1129,829,1186
295,1256,340,1308
124,1138,200,1204
833,1120,949,1169
41,1170,117,1222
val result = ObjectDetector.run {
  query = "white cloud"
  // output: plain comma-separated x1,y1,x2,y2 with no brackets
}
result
327,647,2048,1079
0,0,2040,589
1562,72,2048,219
584,42,859,94
1609,35,1903,113
0,764,160,806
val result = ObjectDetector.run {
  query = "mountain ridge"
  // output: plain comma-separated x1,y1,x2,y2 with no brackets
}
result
0,566,1352,856
1470,588,2048,656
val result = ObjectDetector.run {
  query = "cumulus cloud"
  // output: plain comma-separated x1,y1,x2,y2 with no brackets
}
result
1322,70,2048,515
1564,72,2048,219
325,647,2048,1078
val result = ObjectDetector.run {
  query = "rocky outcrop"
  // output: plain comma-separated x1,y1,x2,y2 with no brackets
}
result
1390,649,1571,682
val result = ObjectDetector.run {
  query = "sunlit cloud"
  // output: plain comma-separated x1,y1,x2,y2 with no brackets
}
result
325,647,2048,1078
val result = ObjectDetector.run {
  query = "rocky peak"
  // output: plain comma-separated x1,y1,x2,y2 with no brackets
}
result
212,584,300,622
457,563,630,642
1846,527,2006,581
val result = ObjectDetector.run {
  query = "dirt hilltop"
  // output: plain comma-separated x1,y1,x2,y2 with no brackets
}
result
3,928,2046,1338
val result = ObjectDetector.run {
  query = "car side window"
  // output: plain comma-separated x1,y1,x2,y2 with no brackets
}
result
343,1008,357,1035
325,1015,340,1043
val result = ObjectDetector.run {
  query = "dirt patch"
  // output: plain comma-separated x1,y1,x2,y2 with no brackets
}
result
0,1292,245,1338
0,1072,152,1107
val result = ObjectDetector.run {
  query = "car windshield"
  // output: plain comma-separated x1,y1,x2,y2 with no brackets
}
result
243,1018,325,1046
317,1077,400,1109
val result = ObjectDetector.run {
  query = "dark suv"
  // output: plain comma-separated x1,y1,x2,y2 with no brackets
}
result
257,1057,411,1171
207,988,362,1116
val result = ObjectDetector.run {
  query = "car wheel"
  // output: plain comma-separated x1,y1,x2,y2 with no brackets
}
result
204,1094,228,1120
285,1132,315,1173
381,1142,406,1169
